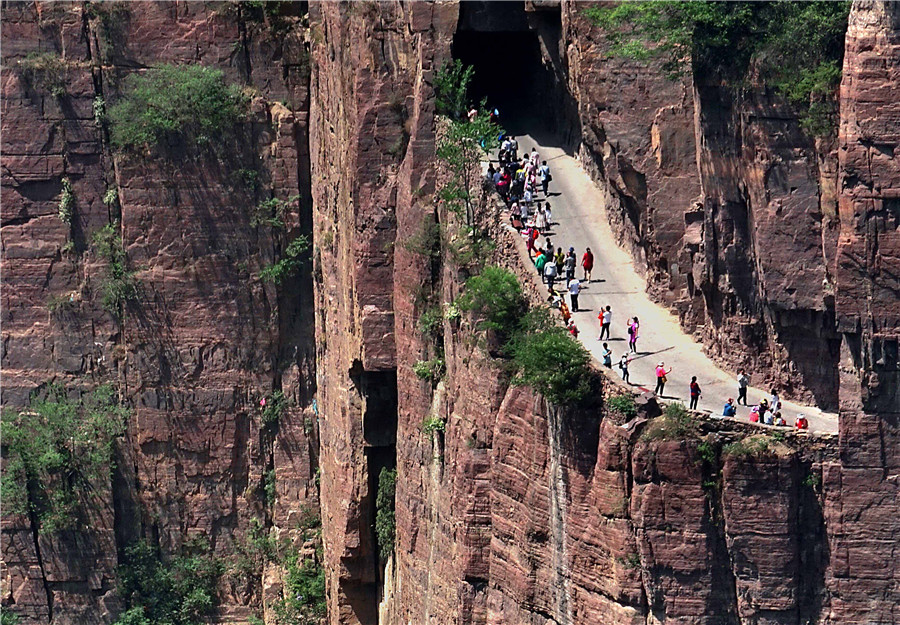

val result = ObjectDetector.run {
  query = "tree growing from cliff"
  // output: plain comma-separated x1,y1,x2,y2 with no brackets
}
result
0,383,129,533
434,59,474,120
108,64,249,151
585,1,850,136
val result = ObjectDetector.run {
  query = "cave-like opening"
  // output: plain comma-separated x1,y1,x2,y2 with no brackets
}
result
452,1,577,143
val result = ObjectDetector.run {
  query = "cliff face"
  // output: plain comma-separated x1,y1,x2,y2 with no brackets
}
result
561,1,841,408
3,2,900,625
2,2,315,622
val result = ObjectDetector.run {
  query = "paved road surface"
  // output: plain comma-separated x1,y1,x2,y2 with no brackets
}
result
499,134,838,434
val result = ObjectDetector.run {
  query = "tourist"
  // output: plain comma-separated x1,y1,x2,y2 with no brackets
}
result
564,248,577,286
737,369,750,405
628,317,640,353
654,361,672,396
544,203,552,225
602,343,613,367
619,353,631,384
795,414,809,430
568,277,581,312
535,203,548,230
555,246,565,269
749,406,760,423
530,147,540,167
539,160,551,195
769,388,780,410
689,376,701,410
582,247,594,281
509,136,519,160
599,305,611,340
544,256,558,290
764,410,774,426
723,398,736,417
757,398,770,422
774,412,786,426
567,319,579,337
535,248,547,275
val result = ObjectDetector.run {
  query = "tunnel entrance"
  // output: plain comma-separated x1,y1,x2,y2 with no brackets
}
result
452,1,578,143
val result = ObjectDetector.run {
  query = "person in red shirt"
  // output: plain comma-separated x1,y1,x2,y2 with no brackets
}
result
689,376,702,410
582,247,594,282
795,414,809,430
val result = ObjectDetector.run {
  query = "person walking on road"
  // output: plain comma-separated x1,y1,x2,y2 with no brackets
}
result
599,305,612,340
689,376,702,410
564,248,577,286
628,317,640,353
619,353,631,384
737,369,750,405
544,257,558,290
654,361,672,396
602,343,613,367
582,247,594,282
539,160,551,195
568,277,581,312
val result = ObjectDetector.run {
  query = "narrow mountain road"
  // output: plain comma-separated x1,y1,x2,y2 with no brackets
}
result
503,134,838,434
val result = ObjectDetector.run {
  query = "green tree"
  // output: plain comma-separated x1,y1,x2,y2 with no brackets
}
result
1,383,129,533
109,64,249,151
434,59,474,120
258,234,310,284
455,266,526,332
585,1,849,135
507,311,593,405
375,467,397,561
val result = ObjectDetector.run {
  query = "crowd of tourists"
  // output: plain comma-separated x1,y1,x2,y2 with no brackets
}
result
486,132,810,432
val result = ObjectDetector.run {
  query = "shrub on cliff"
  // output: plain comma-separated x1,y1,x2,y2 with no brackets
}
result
456,266,526,333
114,537,221,625
434,59,474,120
585,1,850,135
0,383,128,533
375,467,397,561
507,310,593,405
109,64,249,151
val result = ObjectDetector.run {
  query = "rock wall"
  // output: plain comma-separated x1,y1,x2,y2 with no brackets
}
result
828,1,900,622
561,1,841,408
2,2,315,623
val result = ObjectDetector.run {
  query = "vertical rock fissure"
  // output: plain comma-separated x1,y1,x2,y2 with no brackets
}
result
547,403,571,625
25,494,53,621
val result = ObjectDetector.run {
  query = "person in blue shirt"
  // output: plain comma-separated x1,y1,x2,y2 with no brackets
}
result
723,398,737,417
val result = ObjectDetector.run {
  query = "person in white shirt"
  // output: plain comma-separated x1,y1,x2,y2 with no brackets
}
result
568,278,581,312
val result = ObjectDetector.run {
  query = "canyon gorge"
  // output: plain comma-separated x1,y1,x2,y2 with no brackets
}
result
1,1,898,625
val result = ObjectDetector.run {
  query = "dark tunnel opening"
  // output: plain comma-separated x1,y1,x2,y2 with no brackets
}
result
452,1,579,144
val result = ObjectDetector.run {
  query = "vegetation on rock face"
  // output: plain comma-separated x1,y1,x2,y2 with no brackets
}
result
0,383,128,533
113,538,221,625
109,64,249,151
641,402,694,441
456,266,526,333
607,393,638,419
92,222,139,317
507,310,593,406
434,59,474,120
375,467,397,561
259,234,310,284
16,52,69,97
585,0,850,135
57,177,75,223
413,357,446,383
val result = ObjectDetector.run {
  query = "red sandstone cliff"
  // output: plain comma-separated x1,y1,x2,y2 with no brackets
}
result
3,2,900,625
2,2,315,622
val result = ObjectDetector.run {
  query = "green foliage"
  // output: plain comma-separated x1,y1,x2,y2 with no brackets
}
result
402,217,442,258
264,469,277,506
1,384,128,533
259,235,310,284
434,59,474,120
507,310,593,405
422,415,446,435
93,96,107,126
16,52,69,97
607,394,638,419
444,302,461,322
114,538,221,625
92,222,139,317
617,552,642,569
642,402,693,441
722,436,771,458
103,186,119,207
455,266,526,333
260,390,287,426
418,306,444,341
803,472,821,490
697,439,716,464
47,293,76,314
1,609,22,625
251,195,300,229
585,1,850,136
375,467,397,561
58,177,75,223
274,547,327,624
108,64,249,151
437,112,501,229
413,358,446,382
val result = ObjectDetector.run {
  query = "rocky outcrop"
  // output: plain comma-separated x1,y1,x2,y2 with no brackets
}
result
2,2,315,623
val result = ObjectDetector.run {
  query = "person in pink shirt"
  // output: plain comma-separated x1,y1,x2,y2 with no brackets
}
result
654,361,672,396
